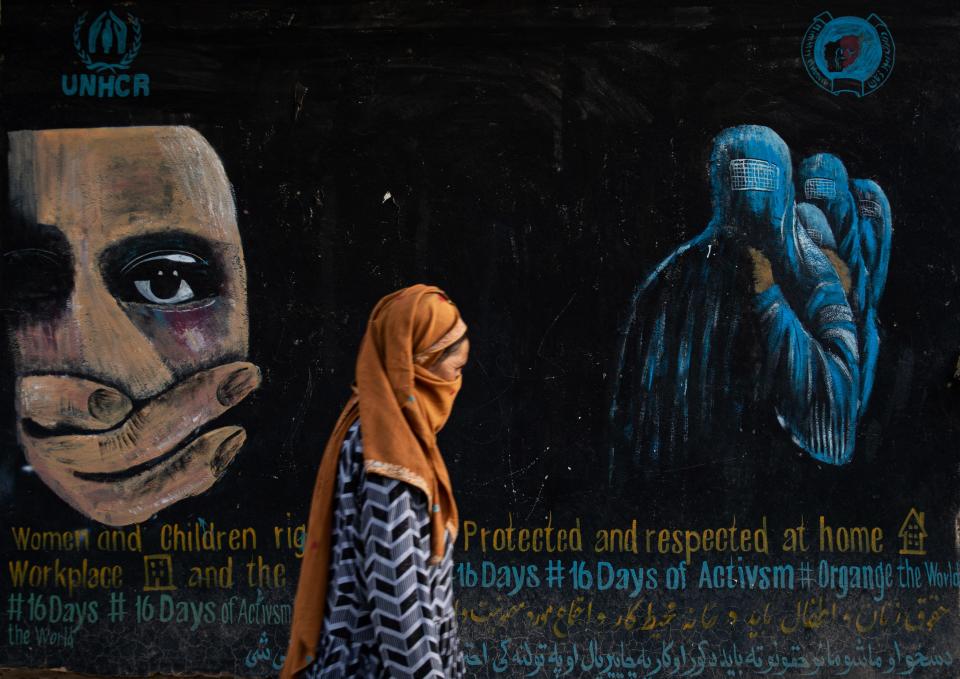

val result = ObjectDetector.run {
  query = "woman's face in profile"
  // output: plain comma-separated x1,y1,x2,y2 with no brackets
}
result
429,337,470,382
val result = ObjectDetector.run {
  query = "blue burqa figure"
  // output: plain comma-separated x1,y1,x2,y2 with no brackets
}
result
851,179,892,409
798,154,893,412
609,125,871,480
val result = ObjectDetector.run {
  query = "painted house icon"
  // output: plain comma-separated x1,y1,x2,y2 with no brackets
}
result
898,508,927,556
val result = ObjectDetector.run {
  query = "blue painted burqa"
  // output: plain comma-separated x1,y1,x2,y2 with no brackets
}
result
798,156,892,412
609,126,890,478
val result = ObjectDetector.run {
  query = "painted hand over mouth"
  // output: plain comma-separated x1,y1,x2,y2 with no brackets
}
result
15,361,261,526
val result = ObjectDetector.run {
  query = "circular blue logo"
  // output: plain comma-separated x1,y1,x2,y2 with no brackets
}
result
802,12,894,97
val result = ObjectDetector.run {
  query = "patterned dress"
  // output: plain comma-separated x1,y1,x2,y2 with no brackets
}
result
303,421,465,678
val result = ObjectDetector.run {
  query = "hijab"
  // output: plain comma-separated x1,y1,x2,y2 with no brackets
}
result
282,284,467,678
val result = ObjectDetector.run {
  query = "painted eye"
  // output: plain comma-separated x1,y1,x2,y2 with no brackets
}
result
120,251,213,306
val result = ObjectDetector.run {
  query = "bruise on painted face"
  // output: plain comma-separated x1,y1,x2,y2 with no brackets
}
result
3,127,248,399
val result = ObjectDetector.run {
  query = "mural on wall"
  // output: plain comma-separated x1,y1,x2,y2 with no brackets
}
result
4,127,259,526
0,3,958,678
609,125,892,471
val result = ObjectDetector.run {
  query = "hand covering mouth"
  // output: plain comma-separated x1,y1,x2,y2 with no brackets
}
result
14,362,261,526
17,362,259,476
24,411,239,483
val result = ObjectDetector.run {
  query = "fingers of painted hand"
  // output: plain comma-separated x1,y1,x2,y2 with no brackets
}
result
16,375,133,431
28,361,261,474
65,426,247,526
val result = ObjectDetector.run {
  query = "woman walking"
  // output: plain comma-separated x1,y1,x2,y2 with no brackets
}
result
282,284,469,678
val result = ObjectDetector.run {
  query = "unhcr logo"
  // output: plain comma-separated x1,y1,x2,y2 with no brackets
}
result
62,10,150,97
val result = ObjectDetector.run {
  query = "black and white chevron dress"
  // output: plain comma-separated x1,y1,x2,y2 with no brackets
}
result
304,421,465,678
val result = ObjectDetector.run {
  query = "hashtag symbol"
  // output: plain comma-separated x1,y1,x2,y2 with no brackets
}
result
6,593,24,622
546,560,565,588
108,592,126,622
798,561,813,589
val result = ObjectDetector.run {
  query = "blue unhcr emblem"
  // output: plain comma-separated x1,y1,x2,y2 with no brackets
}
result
62,10,150,97
74,11,142,74
801,12,895,97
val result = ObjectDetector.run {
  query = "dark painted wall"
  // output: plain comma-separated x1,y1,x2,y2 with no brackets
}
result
2,2,959,676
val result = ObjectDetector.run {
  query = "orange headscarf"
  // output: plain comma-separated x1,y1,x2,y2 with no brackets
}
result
281,284,467,678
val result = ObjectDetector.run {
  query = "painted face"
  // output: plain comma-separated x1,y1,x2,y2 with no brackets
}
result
3,126,256,525
837,36,861,69
826,35,861,72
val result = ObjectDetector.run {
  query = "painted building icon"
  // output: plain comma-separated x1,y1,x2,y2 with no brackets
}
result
143,554,177,591
898,508,927,556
